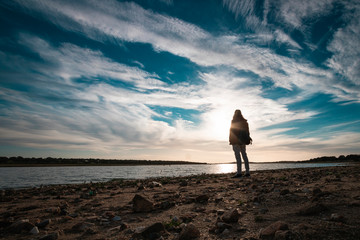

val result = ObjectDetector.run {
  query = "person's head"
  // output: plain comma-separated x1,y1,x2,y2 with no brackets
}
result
233,109,245,121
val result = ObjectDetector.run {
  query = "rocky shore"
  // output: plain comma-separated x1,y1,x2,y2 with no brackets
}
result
1,165,359,240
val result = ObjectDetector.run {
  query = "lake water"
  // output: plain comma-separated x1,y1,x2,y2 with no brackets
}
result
0,162,349,189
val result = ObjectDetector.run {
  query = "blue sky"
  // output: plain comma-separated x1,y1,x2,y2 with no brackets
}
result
0,0,359,163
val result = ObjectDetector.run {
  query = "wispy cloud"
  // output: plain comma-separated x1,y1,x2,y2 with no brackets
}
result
8,0,358,102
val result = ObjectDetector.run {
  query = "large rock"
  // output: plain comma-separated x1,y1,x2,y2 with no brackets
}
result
133,194,154,212
260,221,288,239
221,209,240,223
141,222,165,239
8,219,35,233
178,223,200,240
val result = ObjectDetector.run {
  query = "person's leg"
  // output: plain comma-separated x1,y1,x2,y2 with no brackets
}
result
232,145,242,175
240,145,250,175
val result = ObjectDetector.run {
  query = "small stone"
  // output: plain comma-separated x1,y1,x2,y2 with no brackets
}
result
157,200,175,209
302,188,310,193
62,215,73,222
150,181,163,187
132,194,154,212
137,185,146,190
172,216,180,224
260,208,268,214
215,221,232,233
108,223,128,232
179,180,188,186
195,194,209,203
221,228,231,235
112,216,122,221
222,209,240,223
46,207,61,215
30,226,39,235
36,219,51,228
280,189,290,195
83,227,97,235
216,209,225,215
68,213,78,218
330,213,345,222
60,208,69,215
274,230,295,240
180,214,195,223
312,188,322,196
71,222,94,232
39,232,59,240
260,221,288,239
179,223,200,240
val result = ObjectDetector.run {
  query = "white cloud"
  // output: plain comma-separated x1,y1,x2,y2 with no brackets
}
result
278,0,334,29
327,3,360,87
10,0,358,102
273,29,302,50
222,0,264,30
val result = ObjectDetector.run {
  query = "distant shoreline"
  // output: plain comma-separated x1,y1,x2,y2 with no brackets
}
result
0,154,358,167
0,163,208,167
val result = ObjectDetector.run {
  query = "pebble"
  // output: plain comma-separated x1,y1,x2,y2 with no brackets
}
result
39,232,59,240
178,223,200,240
280,189,290,195
222,209,240,223
30,226,39,235
36,219,51,228
112,215,122,221
330,213,345,222
150,181,163,187
259,221,288,239
71,222,95,232
195,194,209,203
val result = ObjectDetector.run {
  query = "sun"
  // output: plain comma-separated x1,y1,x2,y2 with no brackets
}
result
206,110,232,141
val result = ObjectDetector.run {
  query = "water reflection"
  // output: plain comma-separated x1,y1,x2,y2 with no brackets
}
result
214,164,236,174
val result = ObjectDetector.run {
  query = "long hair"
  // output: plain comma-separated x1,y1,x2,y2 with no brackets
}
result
232,109,247,122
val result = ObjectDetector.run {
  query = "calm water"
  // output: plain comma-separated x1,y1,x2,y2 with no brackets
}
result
0,162,348,189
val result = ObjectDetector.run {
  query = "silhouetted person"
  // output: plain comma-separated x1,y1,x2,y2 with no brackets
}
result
229,109,251,178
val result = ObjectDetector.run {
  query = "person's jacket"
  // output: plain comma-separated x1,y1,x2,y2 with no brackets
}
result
229,119,249,145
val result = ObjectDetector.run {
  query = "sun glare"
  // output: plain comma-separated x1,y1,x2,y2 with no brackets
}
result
216,163,236,173
207,111,232,140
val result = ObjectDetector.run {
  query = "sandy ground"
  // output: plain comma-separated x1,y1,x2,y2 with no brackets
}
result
1,165,359,240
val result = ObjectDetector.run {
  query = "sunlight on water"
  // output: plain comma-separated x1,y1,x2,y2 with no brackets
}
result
215,164,236,174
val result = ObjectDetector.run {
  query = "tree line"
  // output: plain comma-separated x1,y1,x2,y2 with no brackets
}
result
303,154,360,163
0,157,205,166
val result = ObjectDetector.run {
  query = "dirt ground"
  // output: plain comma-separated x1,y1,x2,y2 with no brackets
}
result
1,165,359,240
